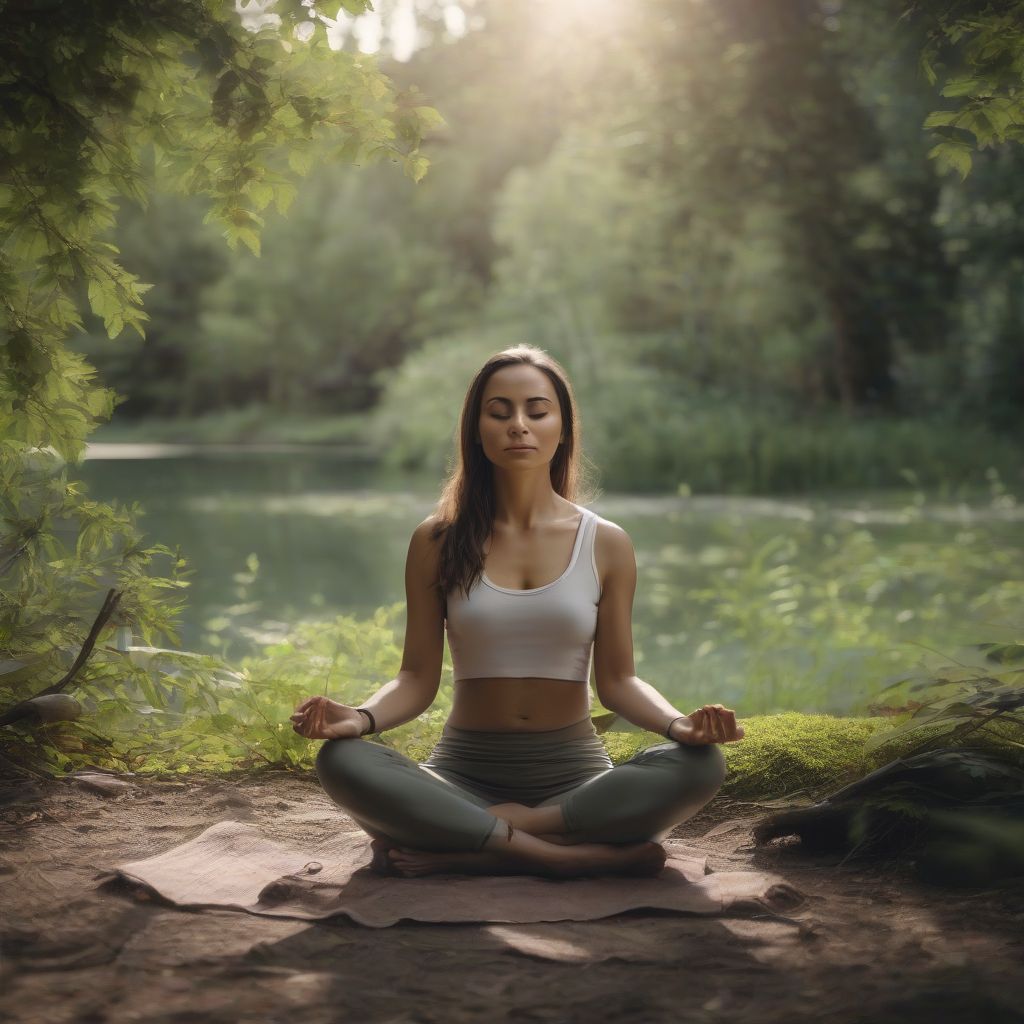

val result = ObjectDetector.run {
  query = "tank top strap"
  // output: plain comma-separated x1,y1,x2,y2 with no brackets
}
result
563,506,597,585
579,506,599,580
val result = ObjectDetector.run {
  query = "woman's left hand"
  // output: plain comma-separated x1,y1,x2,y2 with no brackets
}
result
670,704,745,745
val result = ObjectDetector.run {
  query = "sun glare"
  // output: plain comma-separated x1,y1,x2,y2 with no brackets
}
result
541,0,625,34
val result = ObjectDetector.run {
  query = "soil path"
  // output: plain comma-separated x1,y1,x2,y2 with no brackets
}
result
1,770,1022,1024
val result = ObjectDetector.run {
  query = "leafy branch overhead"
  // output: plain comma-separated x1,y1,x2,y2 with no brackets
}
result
908,0,1024,178
0,0,443,461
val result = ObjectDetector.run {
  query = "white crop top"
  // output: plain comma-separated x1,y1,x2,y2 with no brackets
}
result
444,506,602,683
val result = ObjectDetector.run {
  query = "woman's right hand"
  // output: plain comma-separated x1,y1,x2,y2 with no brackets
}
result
290,696,365,740
670,704,745,745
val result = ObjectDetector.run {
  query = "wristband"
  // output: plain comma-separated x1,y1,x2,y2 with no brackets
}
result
665,715,687,740
356,708,376,736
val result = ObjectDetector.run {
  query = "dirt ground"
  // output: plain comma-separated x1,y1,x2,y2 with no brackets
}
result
1,768,1023,1024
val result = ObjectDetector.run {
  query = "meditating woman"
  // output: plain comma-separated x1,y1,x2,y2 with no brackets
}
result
291,344,745,879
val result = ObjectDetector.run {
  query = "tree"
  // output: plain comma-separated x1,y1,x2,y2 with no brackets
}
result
0,1,439,730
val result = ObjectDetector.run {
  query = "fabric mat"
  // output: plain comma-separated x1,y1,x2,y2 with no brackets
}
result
95,819,805,929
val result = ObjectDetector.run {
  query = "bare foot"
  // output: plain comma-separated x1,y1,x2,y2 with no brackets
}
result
532,833,585,846
484,802,540,831
386,837,666,879
486,801,567,837
369,837,399,876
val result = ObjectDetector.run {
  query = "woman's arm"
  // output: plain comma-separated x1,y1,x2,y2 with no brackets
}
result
592,521,743,744
353,517,446,733
293,518,445,739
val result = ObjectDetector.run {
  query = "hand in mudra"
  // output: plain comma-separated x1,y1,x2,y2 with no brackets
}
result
290,696,364,740
671,704,744,745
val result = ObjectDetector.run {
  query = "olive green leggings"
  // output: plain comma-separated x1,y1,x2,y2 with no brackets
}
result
315,717,727,852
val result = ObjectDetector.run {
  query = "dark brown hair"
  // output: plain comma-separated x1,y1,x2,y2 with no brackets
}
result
430,344,597,606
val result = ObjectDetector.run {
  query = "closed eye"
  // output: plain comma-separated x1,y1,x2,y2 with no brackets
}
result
492,414,548,420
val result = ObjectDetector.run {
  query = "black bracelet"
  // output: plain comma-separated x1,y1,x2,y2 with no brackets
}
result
356,708,376,736
665,715,686,740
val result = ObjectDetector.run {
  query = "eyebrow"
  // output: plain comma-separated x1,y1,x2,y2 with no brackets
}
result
486,396,552,404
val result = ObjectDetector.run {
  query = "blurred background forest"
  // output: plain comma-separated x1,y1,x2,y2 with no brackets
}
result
81,0,1024,487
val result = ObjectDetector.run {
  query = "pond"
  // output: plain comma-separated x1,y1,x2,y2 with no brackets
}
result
81,443,1024,718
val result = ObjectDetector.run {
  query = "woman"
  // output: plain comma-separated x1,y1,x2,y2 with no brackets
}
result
291,345,744,879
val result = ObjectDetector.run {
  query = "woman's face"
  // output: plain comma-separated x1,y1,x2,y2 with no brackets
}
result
477,364,564,468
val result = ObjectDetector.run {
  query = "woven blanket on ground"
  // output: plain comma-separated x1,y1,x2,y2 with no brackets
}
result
95,819,805,929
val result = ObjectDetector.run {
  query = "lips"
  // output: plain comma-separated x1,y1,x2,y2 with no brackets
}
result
505,446,536,450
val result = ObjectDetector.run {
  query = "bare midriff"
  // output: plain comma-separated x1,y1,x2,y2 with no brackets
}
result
447,677,590,732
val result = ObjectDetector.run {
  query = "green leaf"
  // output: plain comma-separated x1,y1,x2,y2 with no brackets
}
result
287,147,315,176
403,154,430,183
928,141,973,180
919,52,938,87
923,110,959,129
941,77,984,99
413,106,446,131
236,227,262,257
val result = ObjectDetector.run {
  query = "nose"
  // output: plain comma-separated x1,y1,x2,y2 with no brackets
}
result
509,411,530,434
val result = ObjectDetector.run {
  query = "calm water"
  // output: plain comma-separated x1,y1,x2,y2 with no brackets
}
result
80,444,1024,717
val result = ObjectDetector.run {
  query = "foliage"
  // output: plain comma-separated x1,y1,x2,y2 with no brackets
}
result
911,0,1024,177
0,1,439,726
191,165,463,414
864,643,1024,756
1,600,414,776
639,490,1024,714
6,596,1022,799
368,324,1023,493
0,442,192,677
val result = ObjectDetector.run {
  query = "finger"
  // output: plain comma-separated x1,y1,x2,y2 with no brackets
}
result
718,710,732,741
697,709,715,744
701,710,715,743
711,709,727,742
295,697,318,713
307,703,319,738
718,709,737,738
689,709,707,738
697,707,714,740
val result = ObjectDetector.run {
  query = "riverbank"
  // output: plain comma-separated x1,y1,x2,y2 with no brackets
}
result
89,408,372,448
87,406,1024,497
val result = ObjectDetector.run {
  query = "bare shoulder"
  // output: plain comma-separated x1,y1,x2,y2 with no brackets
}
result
409,514,445,561
593,514,634,553
592,514,636,588
412,513,445,540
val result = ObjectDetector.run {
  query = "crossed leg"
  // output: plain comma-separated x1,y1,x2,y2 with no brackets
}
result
384,742,727,877
317,736,724,878
481,801,570,842
376,766,664,878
